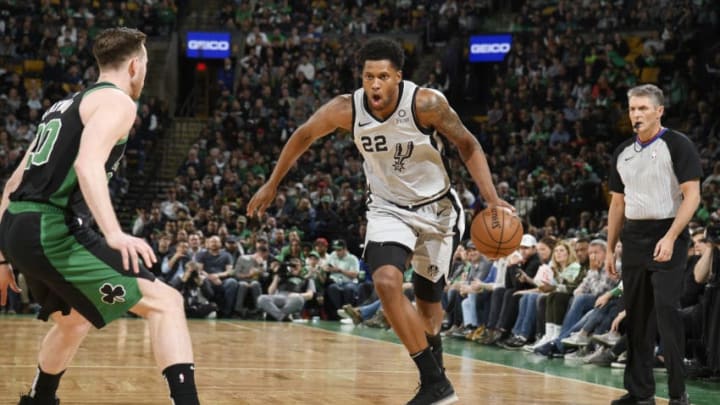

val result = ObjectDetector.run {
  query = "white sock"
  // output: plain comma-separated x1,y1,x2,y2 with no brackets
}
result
544,323,554,340
550,323,561,339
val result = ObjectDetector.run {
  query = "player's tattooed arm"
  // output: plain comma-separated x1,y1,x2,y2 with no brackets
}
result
416,87,507,209
415,88,483,164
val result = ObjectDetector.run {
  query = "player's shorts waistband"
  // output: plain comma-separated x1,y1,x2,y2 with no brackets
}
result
386,189,452,211
8,201,66,215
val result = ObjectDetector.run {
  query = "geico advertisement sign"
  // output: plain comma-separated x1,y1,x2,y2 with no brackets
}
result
469,34,512,62
470,43,511,54
186,32,231,58
188,40,230,51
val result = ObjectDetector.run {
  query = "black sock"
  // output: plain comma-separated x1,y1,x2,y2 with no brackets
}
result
411,347,443,384
162,363,199,405
29,366,65,401
426,333,444,369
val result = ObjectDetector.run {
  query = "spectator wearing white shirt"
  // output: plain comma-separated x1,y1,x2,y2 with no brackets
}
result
296,54,315,81
245,25,269,57
324,239,360,320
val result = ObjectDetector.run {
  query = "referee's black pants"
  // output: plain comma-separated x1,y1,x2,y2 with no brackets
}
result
621,218,689,399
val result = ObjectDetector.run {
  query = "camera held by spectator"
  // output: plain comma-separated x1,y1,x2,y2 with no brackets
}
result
706,222,720,246
276,261,292,280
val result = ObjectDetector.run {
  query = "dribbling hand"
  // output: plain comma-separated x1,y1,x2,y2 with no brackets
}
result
106,232,157,274
0,263,21,306
486,198,516,214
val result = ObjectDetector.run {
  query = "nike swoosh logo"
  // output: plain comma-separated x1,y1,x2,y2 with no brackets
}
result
358,121,372,127
624,156,634,161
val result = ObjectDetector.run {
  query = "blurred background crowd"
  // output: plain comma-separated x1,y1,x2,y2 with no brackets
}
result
1,0,719,383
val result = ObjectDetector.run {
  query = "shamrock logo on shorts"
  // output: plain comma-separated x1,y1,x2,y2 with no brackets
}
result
99,283,126,304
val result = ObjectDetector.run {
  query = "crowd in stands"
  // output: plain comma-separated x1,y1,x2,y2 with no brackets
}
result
437,224,720,381
0,0,177,197
1,0,720,386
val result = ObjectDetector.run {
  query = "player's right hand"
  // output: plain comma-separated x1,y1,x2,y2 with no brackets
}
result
106,232,157,274
0,263,21,306
247,183,277,218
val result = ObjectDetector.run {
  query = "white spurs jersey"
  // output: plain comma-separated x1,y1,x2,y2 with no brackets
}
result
352,80,451,207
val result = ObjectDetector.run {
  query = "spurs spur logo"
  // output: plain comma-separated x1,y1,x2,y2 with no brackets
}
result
393,142,414,172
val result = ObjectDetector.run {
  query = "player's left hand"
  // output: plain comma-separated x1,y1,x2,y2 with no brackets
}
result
0,262,21,306
487,199,516,214
247,183,277,218
653,235,675,262
106,231,157,274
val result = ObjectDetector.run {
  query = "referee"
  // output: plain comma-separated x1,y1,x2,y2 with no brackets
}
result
606,84,701,405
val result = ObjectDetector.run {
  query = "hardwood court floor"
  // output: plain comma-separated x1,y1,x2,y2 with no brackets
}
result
0,317,682,404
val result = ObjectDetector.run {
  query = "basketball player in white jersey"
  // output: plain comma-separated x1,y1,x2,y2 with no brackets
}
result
248,38,512,404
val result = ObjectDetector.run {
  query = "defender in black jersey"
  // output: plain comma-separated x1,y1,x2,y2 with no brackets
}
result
607,84,701,405
4,80,148,325
0,28,199,405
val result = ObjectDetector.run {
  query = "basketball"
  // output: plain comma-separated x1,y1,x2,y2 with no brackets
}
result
470,207,524,259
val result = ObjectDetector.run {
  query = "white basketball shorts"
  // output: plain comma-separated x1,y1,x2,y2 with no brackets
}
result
365,189,465,283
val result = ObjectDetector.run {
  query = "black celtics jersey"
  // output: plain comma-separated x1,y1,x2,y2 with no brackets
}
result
10,82,128,217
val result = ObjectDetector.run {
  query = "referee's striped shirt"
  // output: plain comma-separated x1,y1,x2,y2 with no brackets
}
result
609,128,702,220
